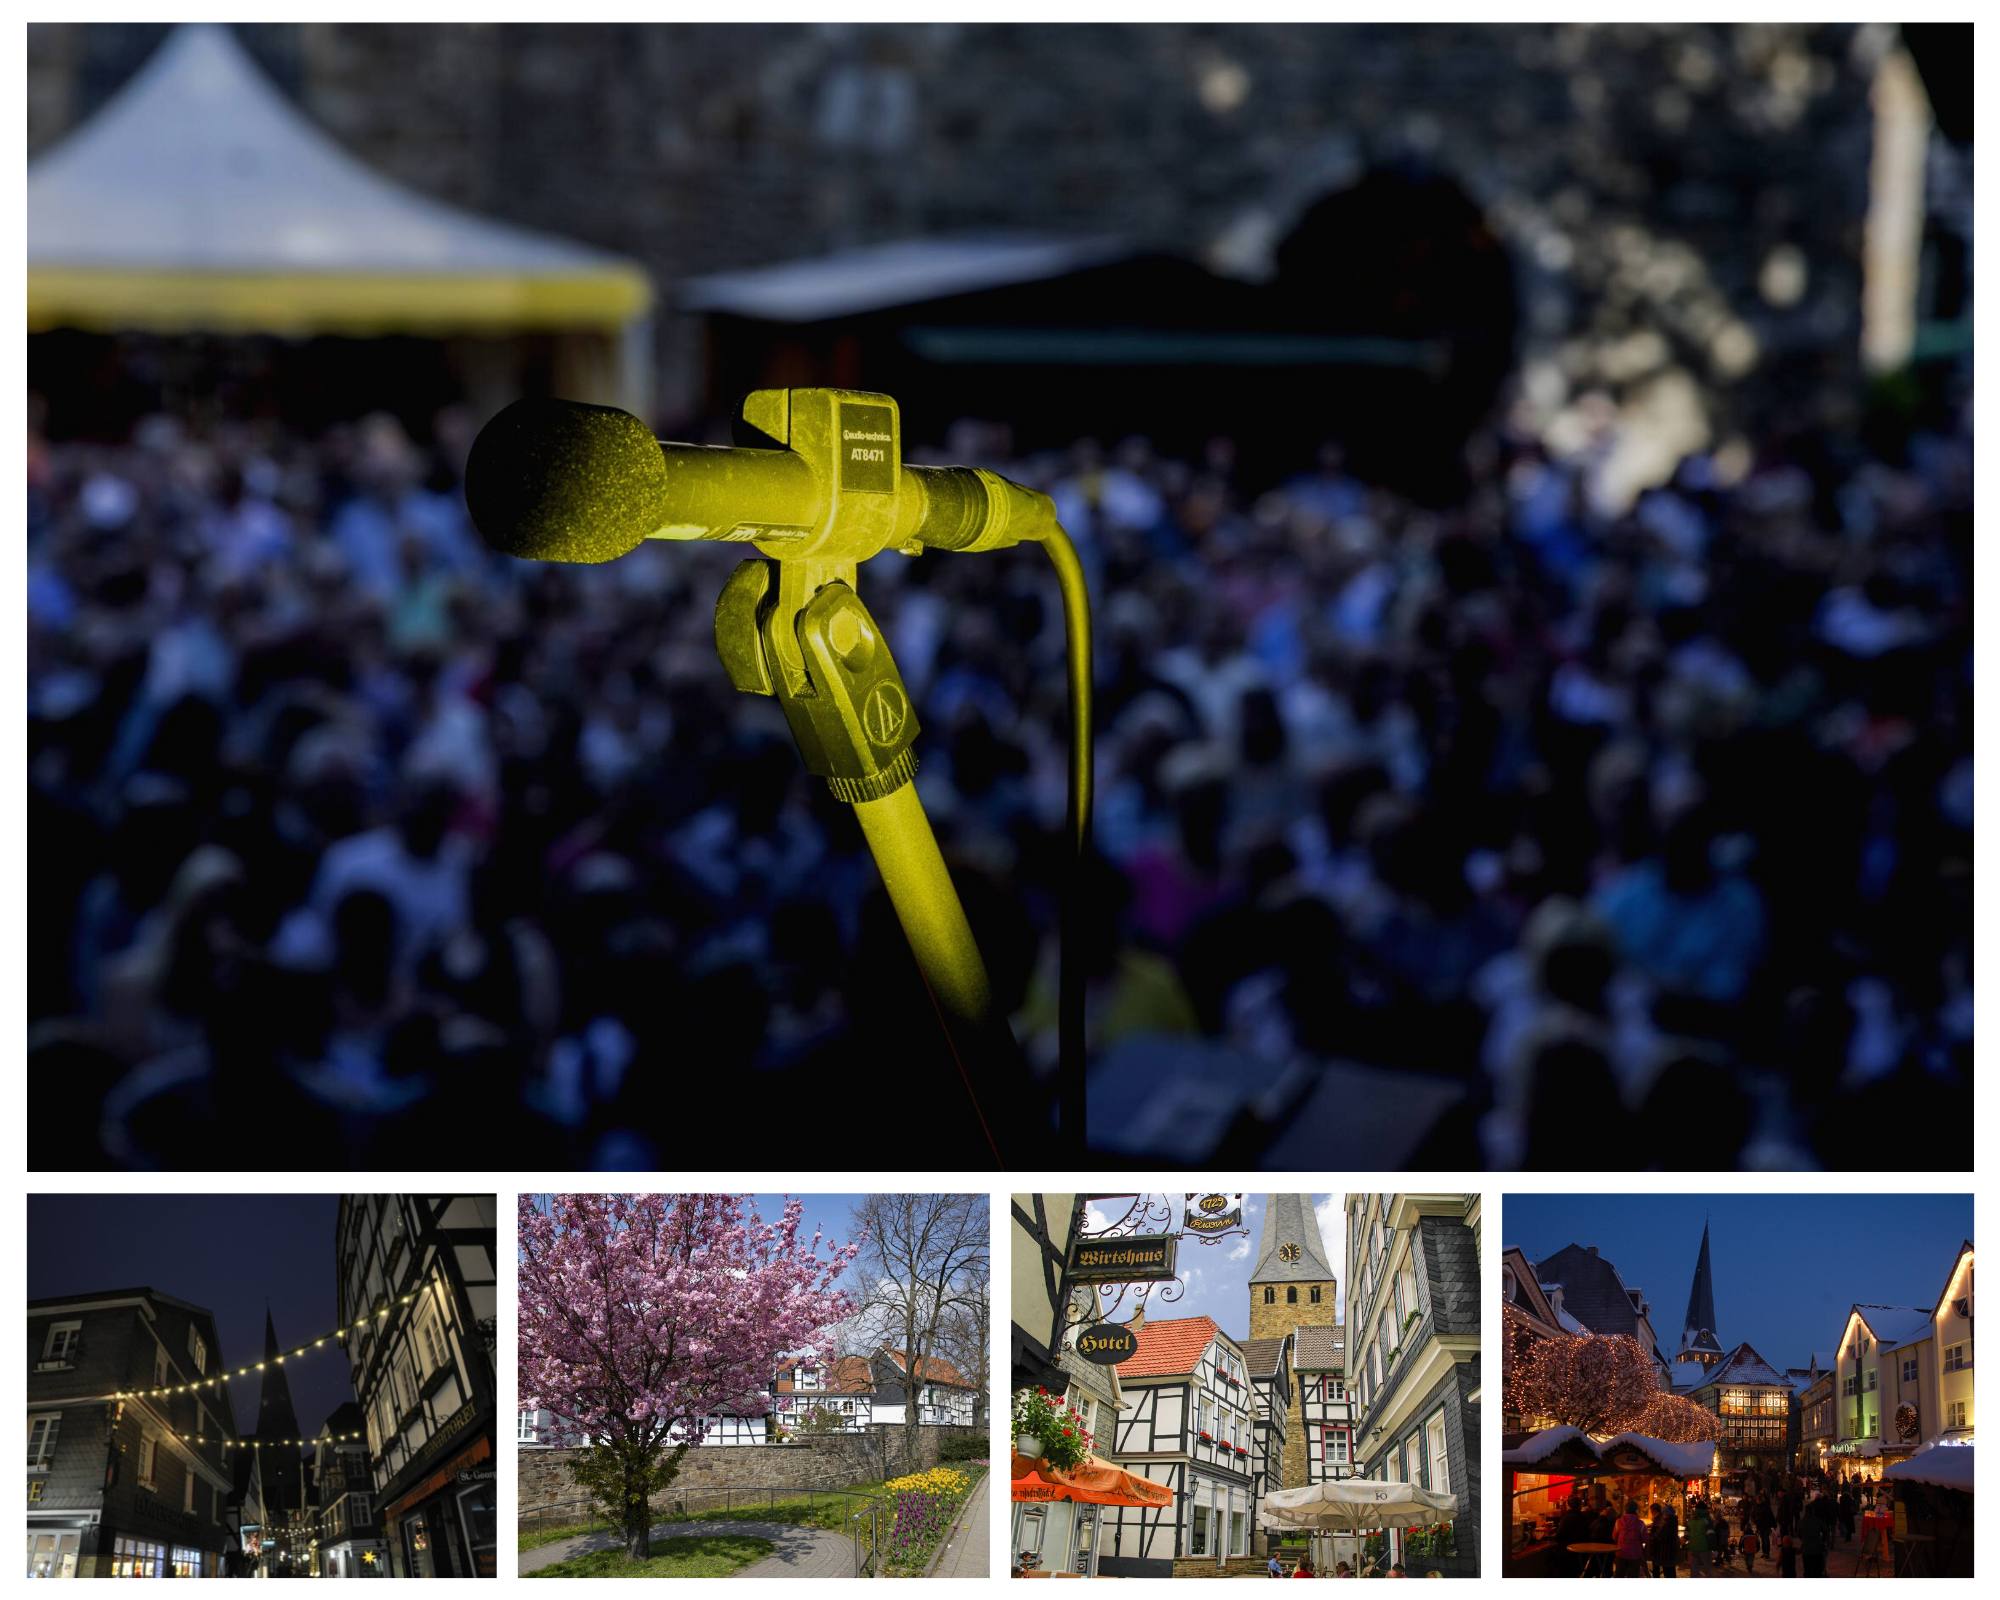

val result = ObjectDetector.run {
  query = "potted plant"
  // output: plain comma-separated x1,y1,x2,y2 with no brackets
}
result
1013,1388,1091,1470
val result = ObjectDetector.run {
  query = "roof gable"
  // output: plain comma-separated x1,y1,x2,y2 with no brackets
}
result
1122,1315,1221,1378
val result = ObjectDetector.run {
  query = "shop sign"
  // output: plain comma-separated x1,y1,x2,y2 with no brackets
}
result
1183,1194,1244,1235
1069,1234,1177,1282
1075,1323,1140,1365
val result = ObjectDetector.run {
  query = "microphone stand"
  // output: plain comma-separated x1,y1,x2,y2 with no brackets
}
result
715,554,1017,1163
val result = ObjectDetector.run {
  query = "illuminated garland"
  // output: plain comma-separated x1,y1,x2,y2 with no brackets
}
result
96,1283,436,1407
173,1429,365,1450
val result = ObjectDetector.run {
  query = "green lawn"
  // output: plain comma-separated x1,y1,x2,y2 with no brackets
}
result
678,1481,891,1546
519,1521,605,1553
525,1534,774,1578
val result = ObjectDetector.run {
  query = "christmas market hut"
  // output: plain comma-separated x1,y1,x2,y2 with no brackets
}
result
1882,1441,1973,1577
1503,1426,1717,1578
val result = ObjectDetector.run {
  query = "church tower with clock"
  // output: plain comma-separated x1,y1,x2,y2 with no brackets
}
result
1249,1193,1338,1341
1247,1195,1343,1498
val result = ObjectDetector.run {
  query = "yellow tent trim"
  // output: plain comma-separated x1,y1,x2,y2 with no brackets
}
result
27,265,652,336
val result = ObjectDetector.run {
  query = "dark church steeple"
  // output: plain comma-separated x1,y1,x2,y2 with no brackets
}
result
1678,1219,1723,1366
253,1308,307,1531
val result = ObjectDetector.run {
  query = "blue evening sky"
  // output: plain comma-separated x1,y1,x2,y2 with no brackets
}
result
1505,1192,1973,1368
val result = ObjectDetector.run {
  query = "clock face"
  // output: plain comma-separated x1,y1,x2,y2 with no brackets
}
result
1278,1243,1301,1263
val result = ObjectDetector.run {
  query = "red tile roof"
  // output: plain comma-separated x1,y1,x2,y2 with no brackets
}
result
775,1355,874,1395
1119,1316,1220,1378
881,1349,974,1388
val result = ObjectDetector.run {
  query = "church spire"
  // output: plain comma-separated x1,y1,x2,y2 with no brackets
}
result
1250,1194,1336,1284
1678,1218,1722,1365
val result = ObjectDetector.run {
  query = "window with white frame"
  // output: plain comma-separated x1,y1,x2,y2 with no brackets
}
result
1945,1343,1970,1371
1947,1401,1967,1429
154,1346,169,1387
187,1326,207,1375
1325,1426,1348,1466
42,1322,81,1365
1425,1410,1451,1493
138,1431,160,1490
1902,1357,1918,1382
1189,1505,1210,1557
29,1412,61,1469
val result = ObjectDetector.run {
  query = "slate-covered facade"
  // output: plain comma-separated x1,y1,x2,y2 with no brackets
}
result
1345,1195,1481,1576
27,1288,238,1578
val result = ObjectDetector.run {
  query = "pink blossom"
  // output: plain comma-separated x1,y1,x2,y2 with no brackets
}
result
518,1194,860,1451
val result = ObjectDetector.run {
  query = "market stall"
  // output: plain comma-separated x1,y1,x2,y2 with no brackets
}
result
1883,1440,1973,1576
1258,1477,1459,1577
27,24,653,429
1503,1426,1716,1578
1012,1451,1171,1577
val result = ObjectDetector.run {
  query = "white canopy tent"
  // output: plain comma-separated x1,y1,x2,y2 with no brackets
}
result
1259,1479,1459,1576
28,24,651,406
1259,1479,1461,1533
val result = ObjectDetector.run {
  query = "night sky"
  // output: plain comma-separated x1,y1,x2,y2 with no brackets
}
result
1506,1193,1973,1367
28,1194,350,1439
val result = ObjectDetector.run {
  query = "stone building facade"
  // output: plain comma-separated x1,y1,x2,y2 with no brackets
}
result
28,21,1897,446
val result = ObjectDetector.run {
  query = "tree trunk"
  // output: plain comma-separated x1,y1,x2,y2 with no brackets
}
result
623,1443,654,1562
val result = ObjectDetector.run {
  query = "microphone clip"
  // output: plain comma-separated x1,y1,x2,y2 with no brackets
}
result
715,557,920,805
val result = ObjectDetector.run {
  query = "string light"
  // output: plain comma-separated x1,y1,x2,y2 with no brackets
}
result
85,1281,440,1407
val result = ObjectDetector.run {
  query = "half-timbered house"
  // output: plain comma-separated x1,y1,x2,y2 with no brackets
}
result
1294,1324,1356,1484
1100,1315,1258,1577
1240,1335,1292,1515
870,1349,978,1427
773,1355,872,1436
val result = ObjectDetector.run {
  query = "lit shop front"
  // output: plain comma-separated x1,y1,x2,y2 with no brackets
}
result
1503,1427,1716,1579
375,1403,496,1579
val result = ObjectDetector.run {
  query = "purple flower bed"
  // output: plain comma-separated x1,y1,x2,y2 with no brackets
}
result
882,1466,986,1576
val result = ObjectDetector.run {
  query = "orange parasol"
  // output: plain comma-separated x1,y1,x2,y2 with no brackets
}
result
1012,1451,1174,1508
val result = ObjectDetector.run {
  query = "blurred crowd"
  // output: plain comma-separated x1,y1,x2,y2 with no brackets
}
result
27,377,1972,1169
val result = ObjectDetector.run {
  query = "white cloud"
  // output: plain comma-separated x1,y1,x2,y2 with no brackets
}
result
1228,1234,1252,1262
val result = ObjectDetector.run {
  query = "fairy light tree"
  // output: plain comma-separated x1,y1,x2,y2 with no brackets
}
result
1632,1390,1724,1444
518,1194,859,1561
1507,1328,1661,1436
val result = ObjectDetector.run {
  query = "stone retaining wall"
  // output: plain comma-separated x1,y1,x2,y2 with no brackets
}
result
519,1424,980,1520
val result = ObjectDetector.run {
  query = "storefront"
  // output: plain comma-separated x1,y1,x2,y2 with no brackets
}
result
1503,1427,1716,1578
1828,1437,1886,1482
376,1408,496,1579
1012,1451,1173,1578
323,1538,391,1578
25,1514,92,1579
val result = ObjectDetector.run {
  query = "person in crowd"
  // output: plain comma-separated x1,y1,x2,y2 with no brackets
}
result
1683,1500,1712,1578
1645,1500,1678,1578
1612,1497,1647,1577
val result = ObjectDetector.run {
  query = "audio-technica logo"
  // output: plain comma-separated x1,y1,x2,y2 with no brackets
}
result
842,428,893,443
861,682,909,746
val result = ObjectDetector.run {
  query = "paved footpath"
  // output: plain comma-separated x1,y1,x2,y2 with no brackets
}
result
520,1518,859,1578
931,1471,991,1579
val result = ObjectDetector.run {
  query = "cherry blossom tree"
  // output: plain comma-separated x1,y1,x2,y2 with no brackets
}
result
518,1194,860,1560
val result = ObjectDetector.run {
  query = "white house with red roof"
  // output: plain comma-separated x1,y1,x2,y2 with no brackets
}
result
772,1355,874,1436
1098,1313,1259,1576
868,1348,978,1427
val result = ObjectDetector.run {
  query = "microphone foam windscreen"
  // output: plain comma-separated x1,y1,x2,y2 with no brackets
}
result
464,398,668,564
